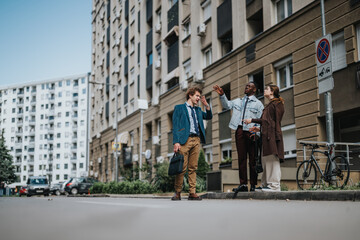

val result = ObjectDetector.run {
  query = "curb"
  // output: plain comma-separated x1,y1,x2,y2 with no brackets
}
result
201,190,360,201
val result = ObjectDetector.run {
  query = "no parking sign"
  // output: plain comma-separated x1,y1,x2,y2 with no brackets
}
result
315,34,334,94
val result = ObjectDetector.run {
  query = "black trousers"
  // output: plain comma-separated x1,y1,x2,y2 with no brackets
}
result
235,126,257,186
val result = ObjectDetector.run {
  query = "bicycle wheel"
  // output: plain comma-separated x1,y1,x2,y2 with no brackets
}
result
329,156,350,188
296,160,318,190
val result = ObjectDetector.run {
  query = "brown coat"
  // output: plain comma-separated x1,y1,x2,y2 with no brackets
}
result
252,99,285,161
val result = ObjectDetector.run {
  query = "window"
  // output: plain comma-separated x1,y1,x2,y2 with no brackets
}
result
183,21,191,40
332,31,346,72
56,164,60,170
64,164,68,169
56,175,60,180
66,80,71,86
282,124,297,159
80,163,84,168
275,0,292,23
203,46,212,68
156,9,161,26
183,59,192,80
249,70,264,98
220,141,232,161
274,56,293,90
130,68,135,84
64,174,68,180
202,0,211,23
59,81,62,87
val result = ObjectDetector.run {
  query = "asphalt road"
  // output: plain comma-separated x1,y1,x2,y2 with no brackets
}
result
0,196,359,240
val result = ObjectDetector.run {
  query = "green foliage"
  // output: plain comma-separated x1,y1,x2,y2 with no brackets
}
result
0,130,16,184
151,161,175,193
90,180,157,194
197,149,210,179
221,157,232,164
280,183,288,191
183,175,207,193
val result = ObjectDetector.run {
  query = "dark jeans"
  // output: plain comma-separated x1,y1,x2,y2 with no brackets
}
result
235,126,257,186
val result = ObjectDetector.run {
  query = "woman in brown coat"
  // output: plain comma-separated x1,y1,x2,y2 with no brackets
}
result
244,84,284,192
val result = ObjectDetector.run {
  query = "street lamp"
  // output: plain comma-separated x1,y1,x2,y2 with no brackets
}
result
89,81,119,182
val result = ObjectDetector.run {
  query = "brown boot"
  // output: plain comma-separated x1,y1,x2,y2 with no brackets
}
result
188,193,202,201
171,192,181,201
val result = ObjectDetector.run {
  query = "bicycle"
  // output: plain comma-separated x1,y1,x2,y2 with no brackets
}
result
296,142,350,190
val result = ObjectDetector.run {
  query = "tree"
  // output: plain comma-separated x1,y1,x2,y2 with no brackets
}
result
0,130,16,184
197,149,210,179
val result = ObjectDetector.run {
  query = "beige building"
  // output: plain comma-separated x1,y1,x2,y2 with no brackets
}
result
90,0,360,189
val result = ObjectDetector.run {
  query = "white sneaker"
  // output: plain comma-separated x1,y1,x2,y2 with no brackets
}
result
261,187,280,192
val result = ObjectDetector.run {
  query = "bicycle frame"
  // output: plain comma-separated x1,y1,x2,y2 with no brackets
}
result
308,149,331,181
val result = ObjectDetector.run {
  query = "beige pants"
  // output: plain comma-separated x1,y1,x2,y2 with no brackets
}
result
261,154,281,191
174,136,200,193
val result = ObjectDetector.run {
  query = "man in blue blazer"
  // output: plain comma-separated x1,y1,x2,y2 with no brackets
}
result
172,87,212,200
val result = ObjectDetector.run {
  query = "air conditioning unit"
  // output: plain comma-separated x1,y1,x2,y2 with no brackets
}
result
197,23,206,37
115,38,120,46
90,170,94,176
152,97,159,106
180,80,188,91
132,154,139,162
98,157,102,163
194,70,204,83
90,161,93,166
113,67,120,74
100,13,104,20
99,84,103,90
115,11,121,20
92,48,96,54
155,59,161,69
155,23,161,33
94,172,98,177
138,0,142,4
99,37,104,43
152,136,160,145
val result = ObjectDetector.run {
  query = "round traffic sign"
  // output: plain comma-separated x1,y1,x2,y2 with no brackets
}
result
317,38,330,64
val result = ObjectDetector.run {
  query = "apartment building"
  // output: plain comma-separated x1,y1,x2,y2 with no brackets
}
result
90,0,360,189
0,74,90,185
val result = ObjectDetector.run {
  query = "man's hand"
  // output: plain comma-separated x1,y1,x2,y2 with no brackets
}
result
200,96,210,110
174,143,181,153
243,118,252,124
213,85,224,96
249,126,260,133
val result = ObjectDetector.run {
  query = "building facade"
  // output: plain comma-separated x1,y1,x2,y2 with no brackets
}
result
90,0,360,189
0,74,90,185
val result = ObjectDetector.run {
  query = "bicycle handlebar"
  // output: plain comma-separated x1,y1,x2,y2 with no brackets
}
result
300,142,336,149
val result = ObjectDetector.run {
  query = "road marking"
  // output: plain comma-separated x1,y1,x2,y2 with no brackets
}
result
77,200,171,209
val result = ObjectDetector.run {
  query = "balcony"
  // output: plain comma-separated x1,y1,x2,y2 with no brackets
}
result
73,93,79,100
28,169,34,174
17,112,23,118
48,158,53,162
15,151,22,157
29,130,35,136
72,114,78,119
17,92,24,98
48,117,55,124
167,40,179,73
217,0,232,39
167,1,179,32
16,121,23,127
49,87,55,93
29,120,36,126
48,127,54,134
70,157,77,162
29,110,36,116
72,104,78,111
48,148,54,154
47,138,54,144
16,101,24,107
31,90,36,96
48,97,55,104
28,141,35,148
71,146,77,152
46,169,53,174
15,131,23,137
49,108,55,116
30,100,36,106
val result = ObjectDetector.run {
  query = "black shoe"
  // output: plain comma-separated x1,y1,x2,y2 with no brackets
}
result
233,184,248,192
250,185,256,192
255,186,262,192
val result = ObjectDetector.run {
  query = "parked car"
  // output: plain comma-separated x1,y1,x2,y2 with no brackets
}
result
64,177,99,195
60,180,70,195
50,182,64,196
19,186,28,197
26,176,50,197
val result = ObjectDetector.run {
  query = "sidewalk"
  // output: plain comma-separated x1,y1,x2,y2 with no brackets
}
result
72,190,360,201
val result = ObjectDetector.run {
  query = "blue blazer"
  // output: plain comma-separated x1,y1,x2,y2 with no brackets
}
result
172,104,213,145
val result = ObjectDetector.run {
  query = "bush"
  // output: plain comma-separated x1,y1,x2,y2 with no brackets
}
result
151,161,175,193
90,180,157,194
197,149,210,179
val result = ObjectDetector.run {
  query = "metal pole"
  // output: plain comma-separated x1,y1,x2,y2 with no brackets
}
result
139,109,144,180
86,74,90,175
321,0,335,181
115,84,119,182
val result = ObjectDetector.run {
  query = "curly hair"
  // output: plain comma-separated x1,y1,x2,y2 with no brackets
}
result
186,87,202,100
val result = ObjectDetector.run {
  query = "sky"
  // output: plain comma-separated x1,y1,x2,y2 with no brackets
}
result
0,0,92,87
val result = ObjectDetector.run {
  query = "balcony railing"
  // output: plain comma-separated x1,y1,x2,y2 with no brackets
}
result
167,1,179,31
